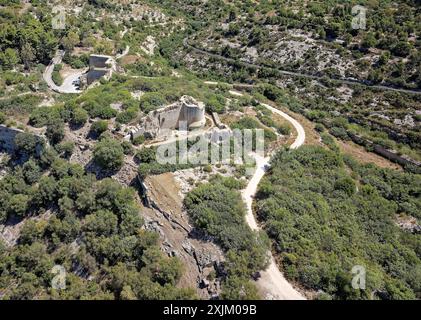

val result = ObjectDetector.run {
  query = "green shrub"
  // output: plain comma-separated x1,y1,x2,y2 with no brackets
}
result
14,132,39,156
46,121,65,145
93,137,124,171
56,141,75,158
54,64,63,72
52,71,63,86
139,93,166,113
121,141,133,155
132,135,145,146
206,95,226,113
278,124,292,135
330,126,349,140
7,194,30,217
116,108,137,124
184,176,269,298
203,164,212,173
90,120,108,136
315,123,325,132
29,107,61,127
256,146,421,299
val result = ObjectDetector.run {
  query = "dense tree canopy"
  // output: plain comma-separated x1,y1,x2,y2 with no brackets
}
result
0,149,195,300
256,146,421,300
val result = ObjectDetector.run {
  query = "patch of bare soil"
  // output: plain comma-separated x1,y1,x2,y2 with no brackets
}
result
219,112,242,126
337,139,402,170
244,107,257,116
141,173,225,299
59,64,85,79
72,47,92,56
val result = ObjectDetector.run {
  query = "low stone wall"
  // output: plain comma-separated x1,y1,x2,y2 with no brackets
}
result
347,131,421,168
348,116,420,149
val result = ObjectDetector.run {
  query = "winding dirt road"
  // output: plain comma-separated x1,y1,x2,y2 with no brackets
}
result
242,102,306,300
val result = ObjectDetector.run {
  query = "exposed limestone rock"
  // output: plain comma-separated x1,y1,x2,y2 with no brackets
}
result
141,35,157,56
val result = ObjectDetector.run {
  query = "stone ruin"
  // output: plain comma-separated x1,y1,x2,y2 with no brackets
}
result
131,96,206,140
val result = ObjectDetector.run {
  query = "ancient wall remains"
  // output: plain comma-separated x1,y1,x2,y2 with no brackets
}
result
89,55,113,68
87,69,109,85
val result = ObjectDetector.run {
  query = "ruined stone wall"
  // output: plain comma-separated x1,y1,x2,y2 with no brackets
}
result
85,55,114,85
157,105,182,130
179,103,205,128
212,112,226,129
348,131,421,168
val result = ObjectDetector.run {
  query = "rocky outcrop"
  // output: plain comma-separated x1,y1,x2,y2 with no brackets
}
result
139,173,224,299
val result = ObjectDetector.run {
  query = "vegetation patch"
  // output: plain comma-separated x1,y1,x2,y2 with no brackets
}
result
256,146,421,300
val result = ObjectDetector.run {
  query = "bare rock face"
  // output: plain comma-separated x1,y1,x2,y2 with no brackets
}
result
0,125,44,155
139,172,224,299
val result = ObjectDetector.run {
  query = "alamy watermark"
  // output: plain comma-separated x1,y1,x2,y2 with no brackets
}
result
351,5,367,30
351,265,366,290
51,265,66,290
